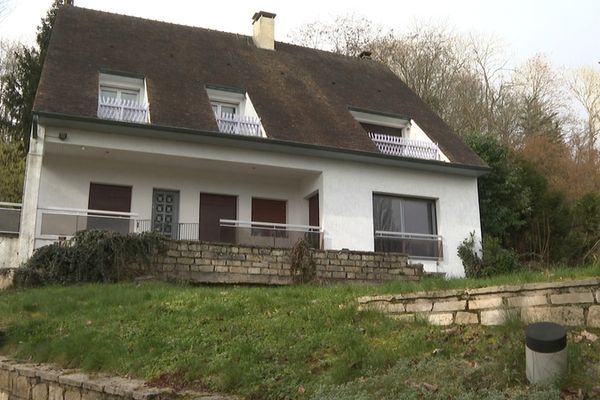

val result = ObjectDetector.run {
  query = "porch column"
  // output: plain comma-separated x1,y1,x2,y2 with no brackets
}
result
17,123,45,265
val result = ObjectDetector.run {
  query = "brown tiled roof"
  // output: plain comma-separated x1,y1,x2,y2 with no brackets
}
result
34,6,486,167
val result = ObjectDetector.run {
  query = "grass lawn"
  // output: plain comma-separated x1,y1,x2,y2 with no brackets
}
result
0,265,599,399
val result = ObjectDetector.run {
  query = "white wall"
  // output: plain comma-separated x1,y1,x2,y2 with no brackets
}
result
36,125,482,277
39,155,313,229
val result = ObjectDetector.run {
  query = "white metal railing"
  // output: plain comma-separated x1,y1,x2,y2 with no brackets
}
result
38,206,139,238
215,112,262,137
0,202,21,234
368,132,441,161
374,230,443,259
98,96,150,123
220,219,322,249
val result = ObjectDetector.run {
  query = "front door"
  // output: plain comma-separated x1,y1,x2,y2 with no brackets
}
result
152,189,180,239
199,193,237,243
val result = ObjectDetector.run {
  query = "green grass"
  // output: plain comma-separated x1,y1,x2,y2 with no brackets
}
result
0,265,599,399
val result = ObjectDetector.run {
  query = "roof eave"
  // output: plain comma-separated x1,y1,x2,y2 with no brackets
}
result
34,111,490,177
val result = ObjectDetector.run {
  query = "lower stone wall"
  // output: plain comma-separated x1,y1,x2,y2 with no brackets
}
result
0,357,232,400
0,269,13,290
358,278,600,327
156,240,423,285
0,235,19,270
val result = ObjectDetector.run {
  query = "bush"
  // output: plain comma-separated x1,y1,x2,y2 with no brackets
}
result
457,232,520,278
289,238,316,283
13,230,166,287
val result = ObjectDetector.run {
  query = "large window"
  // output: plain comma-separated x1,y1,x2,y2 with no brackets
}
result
373,194,441,258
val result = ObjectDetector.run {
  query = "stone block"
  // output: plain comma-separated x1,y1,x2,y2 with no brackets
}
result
177,257,193,265
332,272,346,279
428,313,454,326
64,389,81,400
248,268,261,275
0,369,10,391
59,374,89,388
468,297,503,310
586,305,600,328
34,368,60,383
190,265,214,273
385,303,405,313
406,301,432,313
506,295,547,308
455,312,478,325
48,384,64,400
390,314,415,323
432,300,466,312
0,391,8,400
521,306,584,326
32,383,48,400
550,292,594,305
480,309,512,326
595,290,600,303
80,390,102,400
13,375,31,400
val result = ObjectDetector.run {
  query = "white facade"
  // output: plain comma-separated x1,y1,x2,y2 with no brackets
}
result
16,118,484,277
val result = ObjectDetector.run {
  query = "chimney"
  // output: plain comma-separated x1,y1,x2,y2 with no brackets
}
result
252,11,276,50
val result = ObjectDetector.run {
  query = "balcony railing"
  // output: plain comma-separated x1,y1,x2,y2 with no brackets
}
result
220,219,322,249
368,132,441,161
215,112,262,137
0,202,21,235
135,219,322,249
374,230,443,260
38,207,138,238
98,96,150,124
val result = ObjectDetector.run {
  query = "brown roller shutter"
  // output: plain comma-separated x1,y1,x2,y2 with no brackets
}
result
199,193,237,243
308,194,319,227
88,183,132,212
252,198,286,224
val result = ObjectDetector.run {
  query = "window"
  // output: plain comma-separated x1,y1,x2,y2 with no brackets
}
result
97,72,149,123
88,183,133,234
211,101,238,117
251,198,287,237
206,86,264,136
373,194,441,258
100,86,140,102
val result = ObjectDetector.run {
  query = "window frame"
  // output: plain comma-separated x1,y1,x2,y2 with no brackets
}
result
372,193,441,259
100,85,141,103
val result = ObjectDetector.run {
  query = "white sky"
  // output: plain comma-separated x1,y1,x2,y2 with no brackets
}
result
0,0,599,69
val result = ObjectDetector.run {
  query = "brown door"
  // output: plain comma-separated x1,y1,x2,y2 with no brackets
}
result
199,193,237,243
252,198,286,224
308,193,319,227
88,183,132,234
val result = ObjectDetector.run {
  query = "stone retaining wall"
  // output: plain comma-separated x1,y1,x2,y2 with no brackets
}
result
0,356,232,400
156,240,423,285
358,278,600,327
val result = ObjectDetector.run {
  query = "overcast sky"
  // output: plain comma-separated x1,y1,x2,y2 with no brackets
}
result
1,0,599,69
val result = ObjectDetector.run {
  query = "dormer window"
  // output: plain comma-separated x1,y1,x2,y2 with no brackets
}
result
211,101,238,117
350,107,448,162
206,86,265,137
97,73,150,124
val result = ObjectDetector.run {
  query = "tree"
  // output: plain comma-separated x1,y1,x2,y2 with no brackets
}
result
0,136,25,202
463,132,531,242
288,14,384,57
568,67,600,154
0,0,60,148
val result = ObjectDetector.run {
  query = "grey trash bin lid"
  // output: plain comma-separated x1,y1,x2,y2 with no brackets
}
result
525,322,567,353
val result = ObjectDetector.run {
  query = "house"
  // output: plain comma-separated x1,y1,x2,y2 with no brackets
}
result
7,5,487,277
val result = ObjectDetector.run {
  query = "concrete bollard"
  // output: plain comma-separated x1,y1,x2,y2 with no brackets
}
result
525,322,567,384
